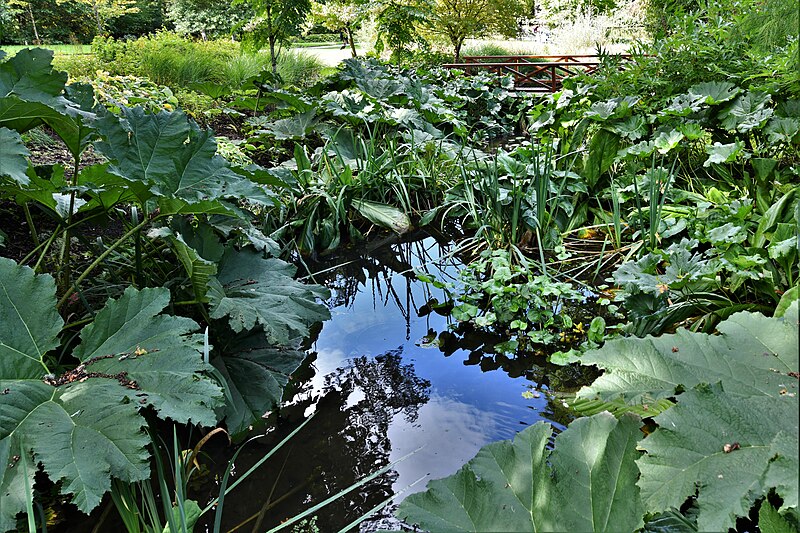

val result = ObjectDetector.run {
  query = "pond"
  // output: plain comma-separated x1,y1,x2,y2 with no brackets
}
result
197,235,592,532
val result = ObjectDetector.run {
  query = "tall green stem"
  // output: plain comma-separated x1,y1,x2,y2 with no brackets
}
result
56,217,154,310
22,203,40,249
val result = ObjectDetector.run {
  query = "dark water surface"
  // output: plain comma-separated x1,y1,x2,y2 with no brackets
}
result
198,236,585,532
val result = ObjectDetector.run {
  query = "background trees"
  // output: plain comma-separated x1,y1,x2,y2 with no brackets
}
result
237,0,311,73
310,0,368,57
425,0,524,61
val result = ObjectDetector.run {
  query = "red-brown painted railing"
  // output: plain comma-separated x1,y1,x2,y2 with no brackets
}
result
443,55,633,93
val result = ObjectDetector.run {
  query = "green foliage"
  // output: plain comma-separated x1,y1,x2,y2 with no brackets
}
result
397,412,644,531
237,0,311,73
578,303,799,529
208,247,330,345
399,304,799,532
166,0,252,38
0,49,334,524
90,32,239,89
419,248,586,352
84,71,179,114
0,258,223,529
373,0,431,57
276,49,327,87
424,0,524,61
1,0,94,44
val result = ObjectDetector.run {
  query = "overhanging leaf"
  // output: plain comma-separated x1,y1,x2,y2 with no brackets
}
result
577,304,799,530
352,199,412,234
212,331,308,435
0,48,66,103
72,287,223,426
0,127,30,185
0,381,151,525
637,383,798,531
396,412,644,532
577,306,798,405
208,247,330,345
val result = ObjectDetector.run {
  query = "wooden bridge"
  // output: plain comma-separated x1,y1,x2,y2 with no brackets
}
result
442,55,632,93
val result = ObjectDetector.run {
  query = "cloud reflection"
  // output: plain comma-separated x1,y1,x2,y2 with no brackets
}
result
388,393,499,495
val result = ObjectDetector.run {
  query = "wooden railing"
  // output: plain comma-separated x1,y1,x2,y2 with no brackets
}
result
443,55,633,93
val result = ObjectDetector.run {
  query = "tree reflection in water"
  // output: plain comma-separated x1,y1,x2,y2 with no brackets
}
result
198,349,430,532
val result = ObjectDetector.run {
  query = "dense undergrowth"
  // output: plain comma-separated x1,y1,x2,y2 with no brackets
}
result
1,2,798,530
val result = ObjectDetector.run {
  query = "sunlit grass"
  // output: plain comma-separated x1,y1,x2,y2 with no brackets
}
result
0,44,91,56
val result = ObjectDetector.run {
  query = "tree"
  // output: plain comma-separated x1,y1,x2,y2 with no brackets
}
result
373,0,430,58
310,0,367,57
166,0,250,39
237,0,311,74
59,0,139,35
6,0,40,42
426,0,524,61
1,0,94,44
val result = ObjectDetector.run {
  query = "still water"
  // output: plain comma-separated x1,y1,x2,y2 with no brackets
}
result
199,236,583,532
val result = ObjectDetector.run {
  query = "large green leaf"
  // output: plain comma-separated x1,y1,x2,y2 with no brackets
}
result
212,331,308,435
0,95,95,158
0,48,66,103
0,50,98,157
577,305,798,405
687,81,740,105
0,127,30,185
0,381,151,524
0,260,222,528
72,287,223,426
0,257,62,380
94,107,273,207
208,247,330,345
397,412,644,532
637,383,798,531
260,109,318,140
577,304,799,530
718,92,774,132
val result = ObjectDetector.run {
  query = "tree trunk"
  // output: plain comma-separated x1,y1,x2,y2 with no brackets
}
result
454,39,463,62
93,1,102,35
266,4,278,74
27,4,40,44
269,36,278,74
346,25,357,57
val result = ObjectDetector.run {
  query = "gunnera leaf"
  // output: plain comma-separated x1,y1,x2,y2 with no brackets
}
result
0,259,222,529
577,303,799,530
577,304,797,404
212,330,308,435
687,81,741,105
71,286,223,426
396,412,644,532
0,48,66,103
637,383,798,531
0,257,62,380
0,127,30,185
208,247,330,346
94,107,274,207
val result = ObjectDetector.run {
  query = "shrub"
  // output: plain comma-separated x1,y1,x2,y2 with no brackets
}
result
277,49,327,87
224,53,272,89
51,53,103,79
459,42,513,58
